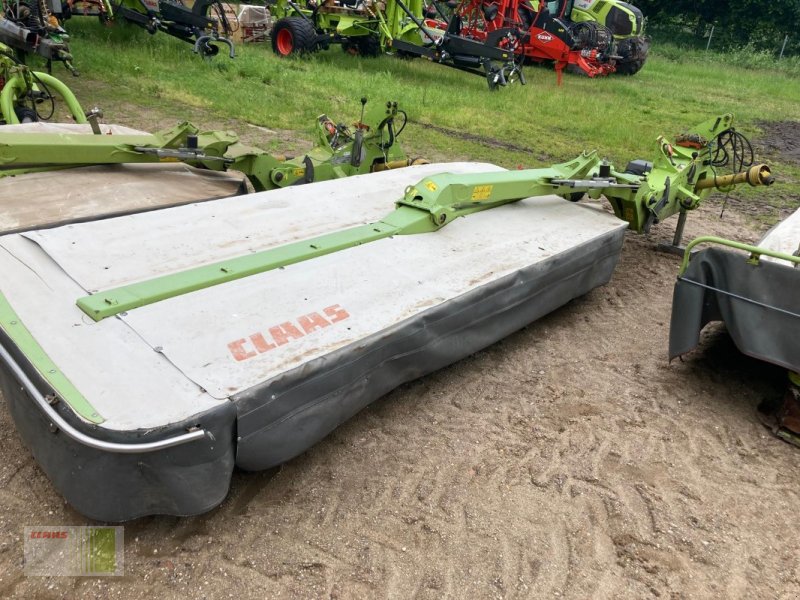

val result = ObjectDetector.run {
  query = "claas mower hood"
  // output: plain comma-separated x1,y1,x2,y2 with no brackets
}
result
0,162,628,520
0,114,776,519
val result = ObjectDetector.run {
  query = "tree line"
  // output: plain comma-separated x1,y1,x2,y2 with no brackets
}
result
636,0,799,52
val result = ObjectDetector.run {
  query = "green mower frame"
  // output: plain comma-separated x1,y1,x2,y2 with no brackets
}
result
0,96,424,189
270,0,428,56
50,113,773,321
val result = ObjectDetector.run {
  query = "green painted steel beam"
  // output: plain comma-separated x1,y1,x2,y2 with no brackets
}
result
0,102,409,190
0,132,165,166
77,219,410,321
76,154,601,321
0,122,210,169
0,292,104,423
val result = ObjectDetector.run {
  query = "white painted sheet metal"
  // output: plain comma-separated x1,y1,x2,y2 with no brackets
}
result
0,164,245,234
759,207,800,265
23,162,502,291
120,197,626,400
2,163,626,429
0,236,220,430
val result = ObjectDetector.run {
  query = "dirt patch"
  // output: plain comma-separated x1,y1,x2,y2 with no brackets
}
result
756,120,800,165
409,119,552,161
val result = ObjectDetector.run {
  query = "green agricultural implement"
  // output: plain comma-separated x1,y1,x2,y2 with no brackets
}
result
54,0,235,58
568,0,649,74
270,0,524,89
8,111,772,319
0,111,780,520
0,3,83,124
270,0,429,56
0,40,84,123
0,96,425,188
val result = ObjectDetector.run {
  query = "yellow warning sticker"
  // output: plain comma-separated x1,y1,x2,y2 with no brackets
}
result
471,185,493,201
293,168,305,177
425,181,438,192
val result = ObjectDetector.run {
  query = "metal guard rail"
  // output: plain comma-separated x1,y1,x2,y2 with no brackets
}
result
679,235,800,275
0,343,209,454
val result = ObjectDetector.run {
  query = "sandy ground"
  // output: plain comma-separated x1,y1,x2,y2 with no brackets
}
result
0,109,799,598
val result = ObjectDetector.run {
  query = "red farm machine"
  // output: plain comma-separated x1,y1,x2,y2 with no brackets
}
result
454,0,649,79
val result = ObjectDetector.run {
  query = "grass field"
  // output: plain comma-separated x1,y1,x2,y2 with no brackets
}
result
49,19,800,221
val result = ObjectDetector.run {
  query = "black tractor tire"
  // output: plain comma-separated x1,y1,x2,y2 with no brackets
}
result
614,36,649,76
356,34,381,57
341,38,357,55
615,57,646,75
342,34,381,57
271,17,317,57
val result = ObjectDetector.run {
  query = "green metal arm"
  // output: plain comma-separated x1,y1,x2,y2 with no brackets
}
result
678,236,800,275
0,71,87,125
74,119,778,322
0,99,410,190
394,151,602,228
0,122,205,166
76,152,603,320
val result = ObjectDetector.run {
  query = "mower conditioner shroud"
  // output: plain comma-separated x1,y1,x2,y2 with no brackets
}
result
0,163,626,520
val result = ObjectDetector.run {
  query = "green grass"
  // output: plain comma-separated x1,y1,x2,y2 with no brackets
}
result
40,19,800,220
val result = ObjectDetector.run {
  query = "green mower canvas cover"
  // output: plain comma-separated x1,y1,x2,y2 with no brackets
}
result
0,162,627,520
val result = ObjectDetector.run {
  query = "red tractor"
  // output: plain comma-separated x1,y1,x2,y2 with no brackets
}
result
454,0,649,79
